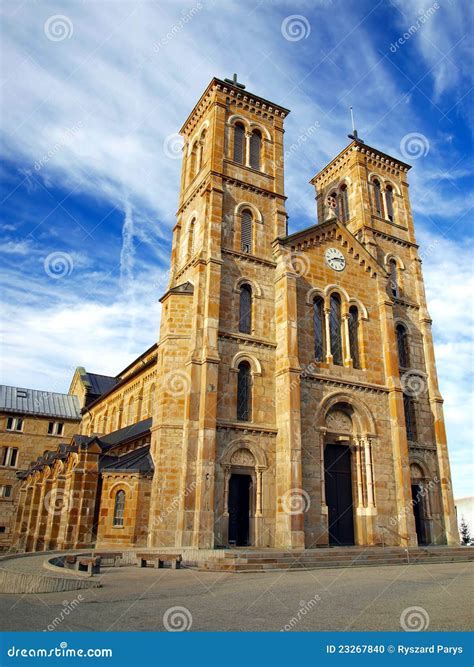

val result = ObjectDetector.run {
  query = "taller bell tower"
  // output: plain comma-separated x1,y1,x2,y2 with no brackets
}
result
149,77,291,548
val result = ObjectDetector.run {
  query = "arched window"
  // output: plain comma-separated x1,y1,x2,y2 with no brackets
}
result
329,190,339,218
233,123,245,163
241,208,252,253
189,143,198,182
372,179,383,216
385,185,394,221
239,284,252,334
403,394,417,443
237,361,251,421
396,324,409,368
339,184,349,223
249,130,261,170
329,294,343,365
187,218,195,258
313,296,325,361
113,490,125,527
197,129,206,172
389,259,398,298
348,306,360,368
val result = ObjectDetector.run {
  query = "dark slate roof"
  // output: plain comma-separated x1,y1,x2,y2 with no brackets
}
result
99,418,152,448
85,373,118,397
102,446,154,473
0,385,81,420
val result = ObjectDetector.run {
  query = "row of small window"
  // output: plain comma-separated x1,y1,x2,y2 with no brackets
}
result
5,417,64,436
1,447,18,468
233,124,262,170
313,295,361,367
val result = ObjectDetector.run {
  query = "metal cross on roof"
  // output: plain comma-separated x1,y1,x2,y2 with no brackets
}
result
224,73,246,90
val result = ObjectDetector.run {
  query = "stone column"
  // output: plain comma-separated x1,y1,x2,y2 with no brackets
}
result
363,437,375,507
355,440,364,507
342,313,352,366
324,307,332,363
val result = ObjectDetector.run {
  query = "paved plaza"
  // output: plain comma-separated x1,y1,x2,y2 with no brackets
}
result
0,562,472,632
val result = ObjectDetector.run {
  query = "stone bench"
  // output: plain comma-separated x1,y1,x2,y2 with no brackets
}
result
77,557,101,576
93,552,123,567
136,552,182,569
64,555,77,570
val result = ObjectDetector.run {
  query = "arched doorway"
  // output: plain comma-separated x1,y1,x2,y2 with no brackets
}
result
410,463,431,545
220,442,267,548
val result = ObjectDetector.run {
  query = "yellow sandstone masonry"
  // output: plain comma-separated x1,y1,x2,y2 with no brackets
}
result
9,77,458,552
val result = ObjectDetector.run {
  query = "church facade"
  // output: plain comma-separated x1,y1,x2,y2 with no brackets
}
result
12,77,458,553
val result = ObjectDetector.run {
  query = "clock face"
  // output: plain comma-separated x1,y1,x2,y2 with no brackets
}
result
325,247,346,271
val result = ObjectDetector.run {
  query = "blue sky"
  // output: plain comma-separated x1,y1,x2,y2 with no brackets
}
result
0,0,472,496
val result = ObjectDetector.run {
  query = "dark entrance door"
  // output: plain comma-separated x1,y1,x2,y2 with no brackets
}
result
411,484,427,545
324,444,355,546
228,474,251,546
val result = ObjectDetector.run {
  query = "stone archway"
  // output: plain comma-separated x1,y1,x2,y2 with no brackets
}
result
219,441,267,548
315,395,377,547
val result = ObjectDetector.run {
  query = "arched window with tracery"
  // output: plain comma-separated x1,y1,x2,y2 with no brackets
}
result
233,123,245,163
329,293,343,365
237,361,251,421
348,305,360,368
240,208,252,253
403,394,417,443
339,184,349,223
249,130,261,170
372,178,383,216
239,284,252,334
389,259,399,298
396,323,409,368
113,490,125,527
313,296,325,361
385,184,394,221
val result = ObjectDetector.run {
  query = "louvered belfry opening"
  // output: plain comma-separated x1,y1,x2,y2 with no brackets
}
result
241,209,252,253
233,123,245,163
249,130,261,170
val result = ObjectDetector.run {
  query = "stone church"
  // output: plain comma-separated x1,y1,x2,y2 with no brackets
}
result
12,76,458,554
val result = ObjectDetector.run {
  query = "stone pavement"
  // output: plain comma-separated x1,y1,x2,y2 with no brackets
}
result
0,561,471,632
